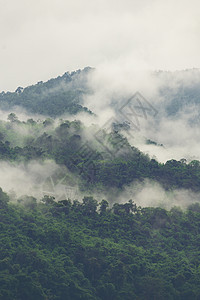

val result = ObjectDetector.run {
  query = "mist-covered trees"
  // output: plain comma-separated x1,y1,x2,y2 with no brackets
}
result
0,68,93,117
1,68,200,299
1,116,200,192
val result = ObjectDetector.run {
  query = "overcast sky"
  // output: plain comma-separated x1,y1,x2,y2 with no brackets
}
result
0,0,200,91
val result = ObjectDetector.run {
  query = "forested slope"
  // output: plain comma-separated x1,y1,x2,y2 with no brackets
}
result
0,67,92,116
1,69,200,300
0,117,200,192
1,193,200,300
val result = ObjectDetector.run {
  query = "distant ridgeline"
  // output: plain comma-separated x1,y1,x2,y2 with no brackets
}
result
1,68,200,119
0,67,93,117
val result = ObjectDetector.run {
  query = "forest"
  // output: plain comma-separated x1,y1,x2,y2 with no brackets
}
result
0,115,200,192
1,191,200,300
1,69,200,299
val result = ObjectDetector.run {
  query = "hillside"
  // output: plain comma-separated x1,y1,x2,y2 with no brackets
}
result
1,68,200,300
0,67,93,117
1,192,200,300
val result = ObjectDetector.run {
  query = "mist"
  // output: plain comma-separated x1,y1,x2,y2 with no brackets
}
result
0,146,199,210
0,107,46,122
1,67,200,210
118,179,200,210
76,179,200,210
0,160,81,201
82,67,200,162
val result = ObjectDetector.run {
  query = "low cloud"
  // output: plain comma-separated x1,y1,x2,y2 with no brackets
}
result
96,179,200,210
83,67,200,162
0,160,80,201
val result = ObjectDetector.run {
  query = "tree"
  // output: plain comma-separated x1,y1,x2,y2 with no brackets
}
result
8,113,18,122
99,200,109,215
82,196,98,215
0,188,9,209
41,195,55,205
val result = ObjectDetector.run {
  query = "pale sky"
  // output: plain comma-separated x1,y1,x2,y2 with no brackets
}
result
0,0,200,91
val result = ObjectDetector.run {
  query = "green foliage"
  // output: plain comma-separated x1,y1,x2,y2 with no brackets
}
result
1,196,200,299
1,68,200,299
0,68,93,117
1,116,200,192
0,188,9,209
